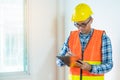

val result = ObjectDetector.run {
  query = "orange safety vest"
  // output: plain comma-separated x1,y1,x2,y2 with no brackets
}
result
68,29,104,80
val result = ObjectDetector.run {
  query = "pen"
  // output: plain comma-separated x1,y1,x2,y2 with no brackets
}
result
76,60,83,64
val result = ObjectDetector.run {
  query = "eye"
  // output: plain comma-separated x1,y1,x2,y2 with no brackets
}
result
76,23,81,26
81,23,86,25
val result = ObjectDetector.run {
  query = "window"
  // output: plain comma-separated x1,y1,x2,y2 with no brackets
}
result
0,0,28,74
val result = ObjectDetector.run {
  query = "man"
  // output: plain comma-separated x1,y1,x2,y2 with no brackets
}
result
56,3,113,80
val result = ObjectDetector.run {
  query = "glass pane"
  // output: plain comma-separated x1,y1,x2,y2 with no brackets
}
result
0,0,27,72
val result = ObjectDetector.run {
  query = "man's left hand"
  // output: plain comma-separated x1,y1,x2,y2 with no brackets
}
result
75,60,92,71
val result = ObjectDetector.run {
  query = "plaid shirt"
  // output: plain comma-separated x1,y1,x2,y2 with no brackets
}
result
56,28,113,74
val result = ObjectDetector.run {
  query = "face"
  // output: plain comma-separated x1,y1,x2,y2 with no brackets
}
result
74,17,93,34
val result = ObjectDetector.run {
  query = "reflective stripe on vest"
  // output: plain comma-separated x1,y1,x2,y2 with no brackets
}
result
69,75,104,80
68,29,104,80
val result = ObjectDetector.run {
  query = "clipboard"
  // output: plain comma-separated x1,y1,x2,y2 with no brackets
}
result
56,56,70,66
56,56,80,66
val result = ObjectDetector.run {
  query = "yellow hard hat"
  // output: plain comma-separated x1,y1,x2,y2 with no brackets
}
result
72,3,93,22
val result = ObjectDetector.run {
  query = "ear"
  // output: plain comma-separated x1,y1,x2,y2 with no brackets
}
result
90,17,93,23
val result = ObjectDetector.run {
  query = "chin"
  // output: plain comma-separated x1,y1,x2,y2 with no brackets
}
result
80,31,86,34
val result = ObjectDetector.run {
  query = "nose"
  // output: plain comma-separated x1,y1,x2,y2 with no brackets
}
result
78,26,85,30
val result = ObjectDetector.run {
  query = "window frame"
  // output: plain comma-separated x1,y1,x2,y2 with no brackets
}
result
0,0,30,79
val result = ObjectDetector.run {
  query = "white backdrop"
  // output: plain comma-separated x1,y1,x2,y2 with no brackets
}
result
64,0,120,80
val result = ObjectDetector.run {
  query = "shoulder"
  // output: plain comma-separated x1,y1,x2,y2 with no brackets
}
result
94,29,105,33
101,32,111,43
69,30,79,36
70,30,78,33
93,29,111,40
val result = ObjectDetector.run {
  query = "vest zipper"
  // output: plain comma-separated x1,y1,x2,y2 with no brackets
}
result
80,69,82,80
80,51,84,80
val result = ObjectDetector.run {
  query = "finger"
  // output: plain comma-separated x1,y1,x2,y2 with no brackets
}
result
76,61,83,66
76,60,83,64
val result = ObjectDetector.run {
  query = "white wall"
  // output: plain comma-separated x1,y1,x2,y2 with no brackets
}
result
0,0,58,80
26,0,57,80
64,0,120,80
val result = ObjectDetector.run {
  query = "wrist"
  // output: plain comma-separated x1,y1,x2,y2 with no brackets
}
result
88,65,93,72
88,64,92,71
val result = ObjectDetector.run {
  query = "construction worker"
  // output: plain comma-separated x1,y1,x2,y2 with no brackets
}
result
56,3,113,80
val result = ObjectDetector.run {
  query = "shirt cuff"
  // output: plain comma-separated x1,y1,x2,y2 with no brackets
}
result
56,59,65,67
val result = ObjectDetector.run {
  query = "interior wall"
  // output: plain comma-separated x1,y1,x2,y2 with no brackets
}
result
56,0,66,80
64,0,120,80
0,0,58,80
26,0,57,80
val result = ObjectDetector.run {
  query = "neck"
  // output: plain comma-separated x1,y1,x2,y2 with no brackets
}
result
85,29,91,34
80,29,92,35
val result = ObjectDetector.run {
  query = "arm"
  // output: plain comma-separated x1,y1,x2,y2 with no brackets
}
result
90,33,113,74
56,37,70,67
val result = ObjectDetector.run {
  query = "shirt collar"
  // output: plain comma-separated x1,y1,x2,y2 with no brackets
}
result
80,28,93,36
